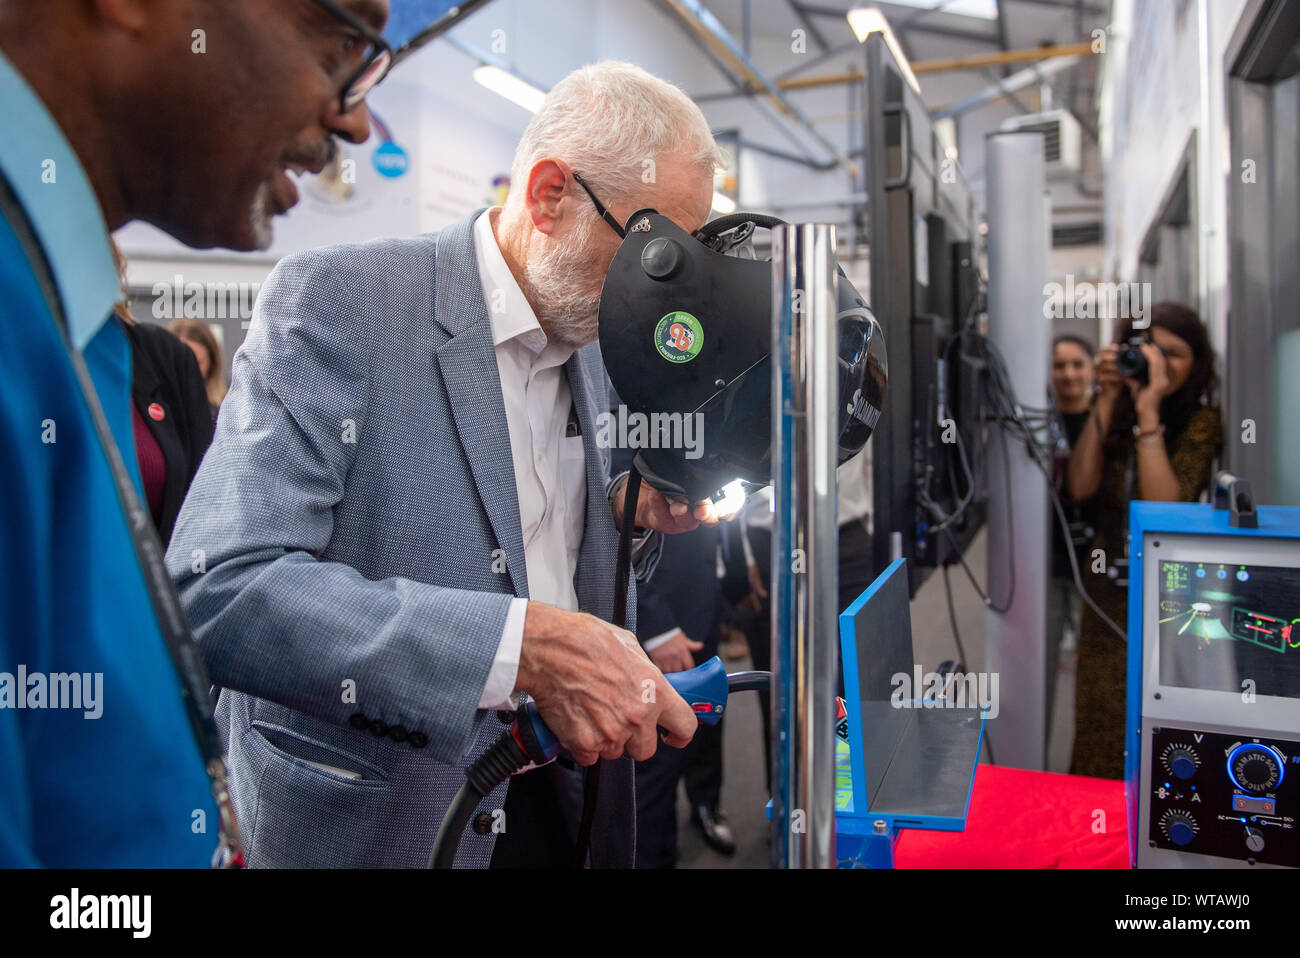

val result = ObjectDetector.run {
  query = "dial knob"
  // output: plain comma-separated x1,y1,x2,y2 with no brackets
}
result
1228,744,1284,794
1243,826,1265,853
1161,810,1197,847
1164,745,1199,780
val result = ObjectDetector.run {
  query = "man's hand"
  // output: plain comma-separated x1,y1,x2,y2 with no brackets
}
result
647,629,704,674
516,603,698,765
611,474,718,534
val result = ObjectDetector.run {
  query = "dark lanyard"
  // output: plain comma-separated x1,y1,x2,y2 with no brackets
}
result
0,175,244,867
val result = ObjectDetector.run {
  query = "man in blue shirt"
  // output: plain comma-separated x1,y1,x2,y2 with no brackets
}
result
0,0,391,866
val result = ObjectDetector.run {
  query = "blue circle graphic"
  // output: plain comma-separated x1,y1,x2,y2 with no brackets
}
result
373,141,409,178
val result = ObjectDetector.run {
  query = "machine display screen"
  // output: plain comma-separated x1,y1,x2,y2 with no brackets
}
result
1158,560,1300,698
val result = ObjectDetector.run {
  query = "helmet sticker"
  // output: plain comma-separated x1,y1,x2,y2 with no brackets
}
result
654,312,704,363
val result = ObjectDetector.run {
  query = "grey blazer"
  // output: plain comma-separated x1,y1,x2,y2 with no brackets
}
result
166,210,637,868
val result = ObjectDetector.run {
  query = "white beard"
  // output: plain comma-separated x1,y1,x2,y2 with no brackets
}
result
520,214,606,349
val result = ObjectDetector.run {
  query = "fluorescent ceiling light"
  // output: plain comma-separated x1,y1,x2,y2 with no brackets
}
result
473,65,546,113
933,116,959,162
846,7,884,43
711,192,736,214
846,7,922,95
875,0,997,19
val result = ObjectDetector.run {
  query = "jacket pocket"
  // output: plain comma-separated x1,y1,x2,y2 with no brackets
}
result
248,721,390,786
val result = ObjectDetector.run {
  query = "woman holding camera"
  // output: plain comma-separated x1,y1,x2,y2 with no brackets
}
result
1066,302,1222,779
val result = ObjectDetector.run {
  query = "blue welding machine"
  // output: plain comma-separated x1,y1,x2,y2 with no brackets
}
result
1126,482,1300,868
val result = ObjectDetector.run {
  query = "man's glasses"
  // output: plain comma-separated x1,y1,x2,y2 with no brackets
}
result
572,172,627,239
310,0,394,113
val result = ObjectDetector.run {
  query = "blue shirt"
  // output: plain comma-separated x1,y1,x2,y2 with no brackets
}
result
0,50,216,866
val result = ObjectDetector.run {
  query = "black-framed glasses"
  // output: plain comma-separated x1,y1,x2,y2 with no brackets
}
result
310,0,394,113
572,172,627,239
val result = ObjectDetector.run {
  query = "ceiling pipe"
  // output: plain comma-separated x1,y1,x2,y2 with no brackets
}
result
660,0,857,176
723,134,841,171
930,53,1081,120
911,40,1094,74
772,40,1096,93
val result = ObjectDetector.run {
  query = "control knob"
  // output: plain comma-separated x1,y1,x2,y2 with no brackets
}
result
1228,744,1284,794
1163,744,1199,780
1243,826,1265,854
1160,810,1198,847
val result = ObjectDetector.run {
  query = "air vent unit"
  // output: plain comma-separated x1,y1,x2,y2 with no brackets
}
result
1000,109,1083,177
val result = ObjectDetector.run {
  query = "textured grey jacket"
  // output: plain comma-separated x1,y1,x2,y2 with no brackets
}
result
166,211,636,867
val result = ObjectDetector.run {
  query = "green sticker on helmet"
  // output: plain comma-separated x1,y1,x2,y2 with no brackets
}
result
654,311,704,363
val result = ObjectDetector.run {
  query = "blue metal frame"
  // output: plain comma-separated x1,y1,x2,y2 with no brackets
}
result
837,557,983,865
1124,501,1300,867
838,557,902,826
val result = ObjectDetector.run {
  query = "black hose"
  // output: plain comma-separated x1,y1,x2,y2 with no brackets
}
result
695,211,787,239
725,671,772,694
428,728,529,868
429,782,482,870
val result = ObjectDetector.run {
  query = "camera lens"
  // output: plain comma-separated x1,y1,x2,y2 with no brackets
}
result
1115,339,1149,382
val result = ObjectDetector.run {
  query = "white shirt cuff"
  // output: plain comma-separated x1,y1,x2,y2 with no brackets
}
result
643,628,682,652
479,597,527,710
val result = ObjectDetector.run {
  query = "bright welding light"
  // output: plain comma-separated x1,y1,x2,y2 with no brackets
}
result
713,479,748,519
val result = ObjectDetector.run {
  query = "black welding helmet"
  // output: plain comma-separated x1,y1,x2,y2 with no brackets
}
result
598,209,887,502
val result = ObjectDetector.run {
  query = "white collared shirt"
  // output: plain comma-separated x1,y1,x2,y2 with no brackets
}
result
473,208,588,709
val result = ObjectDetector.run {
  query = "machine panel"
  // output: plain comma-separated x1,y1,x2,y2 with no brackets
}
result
1145,724,1298,867
1127,503,1300,868
1156,559,1300,697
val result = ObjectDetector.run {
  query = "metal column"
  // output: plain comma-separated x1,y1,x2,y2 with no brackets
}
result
984,132,1050,770
770,224,840,868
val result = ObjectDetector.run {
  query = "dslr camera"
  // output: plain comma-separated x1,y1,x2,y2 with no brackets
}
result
1115,335,1166,384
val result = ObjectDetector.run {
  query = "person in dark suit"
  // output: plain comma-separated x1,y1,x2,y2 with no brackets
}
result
629,511,734,865
120,319,215,546
109,239,215,548
729,498,774,792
